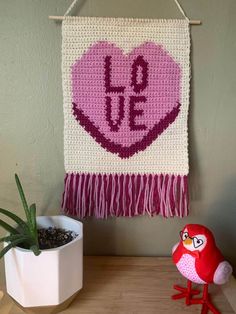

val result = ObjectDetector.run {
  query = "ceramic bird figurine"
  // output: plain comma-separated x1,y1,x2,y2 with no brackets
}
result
172,224,232,314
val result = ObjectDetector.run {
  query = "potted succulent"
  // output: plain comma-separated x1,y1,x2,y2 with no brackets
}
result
0,174,83,313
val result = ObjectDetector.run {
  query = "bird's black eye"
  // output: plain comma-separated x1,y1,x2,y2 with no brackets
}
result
180,231,188,241
193,237,204,248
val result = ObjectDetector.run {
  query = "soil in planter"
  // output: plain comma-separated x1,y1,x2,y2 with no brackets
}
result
37,227,78,250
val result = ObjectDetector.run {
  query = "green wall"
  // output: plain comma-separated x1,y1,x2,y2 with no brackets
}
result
0,0,236,270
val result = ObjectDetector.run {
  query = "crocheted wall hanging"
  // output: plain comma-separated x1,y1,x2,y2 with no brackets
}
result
61,1,191,219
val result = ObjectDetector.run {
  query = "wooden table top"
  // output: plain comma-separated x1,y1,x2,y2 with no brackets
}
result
0,256,235,314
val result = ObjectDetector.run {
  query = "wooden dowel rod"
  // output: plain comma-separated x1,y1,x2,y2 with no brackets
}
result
49,16,65,21
48,15,201,24
190,20,201,25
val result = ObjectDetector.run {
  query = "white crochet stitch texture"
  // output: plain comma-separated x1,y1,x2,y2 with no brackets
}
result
62,17,190,175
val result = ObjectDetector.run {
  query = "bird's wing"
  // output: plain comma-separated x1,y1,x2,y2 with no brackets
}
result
213,261,233,285
172,242,179,255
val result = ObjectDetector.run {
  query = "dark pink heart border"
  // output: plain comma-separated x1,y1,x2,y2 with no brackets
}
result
72,102,181,158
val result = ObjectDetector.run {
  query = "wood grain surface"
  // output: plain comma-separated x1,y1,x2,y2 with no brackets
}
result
0,256,235,314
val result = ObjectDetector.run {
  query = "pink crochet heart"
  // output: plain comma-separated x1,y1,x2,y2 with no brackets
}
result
72,41,181,158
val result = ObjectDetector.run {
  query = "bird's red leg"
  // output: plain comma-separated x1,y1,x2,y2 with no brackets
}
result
189,284,221,314
172,280,200,305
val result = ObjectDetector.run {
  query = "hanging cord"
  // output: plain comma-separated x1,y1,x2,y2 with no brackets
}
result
174,0,190,22
63,0,191,23
64,0,79,16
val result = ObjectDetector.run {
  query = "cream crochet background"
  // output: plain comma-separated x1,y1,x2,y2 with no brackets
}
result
62,17,190,175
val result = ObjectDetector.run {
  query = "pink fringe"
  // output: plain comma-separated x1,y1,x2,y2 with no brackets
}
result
62,173,189,219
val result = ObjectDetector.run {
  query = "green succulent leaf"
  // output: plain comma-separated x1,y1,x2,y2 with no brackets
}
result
0,174,40,259
0,208,30,234
0,234,32,244
0,237,32,258
30,245,41,256
0,219,19,235
29,203,37,231
15,174,31,224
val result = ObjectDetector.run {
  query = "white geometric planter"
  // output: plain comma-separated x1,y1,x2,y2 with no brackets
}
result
3,215,83,309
